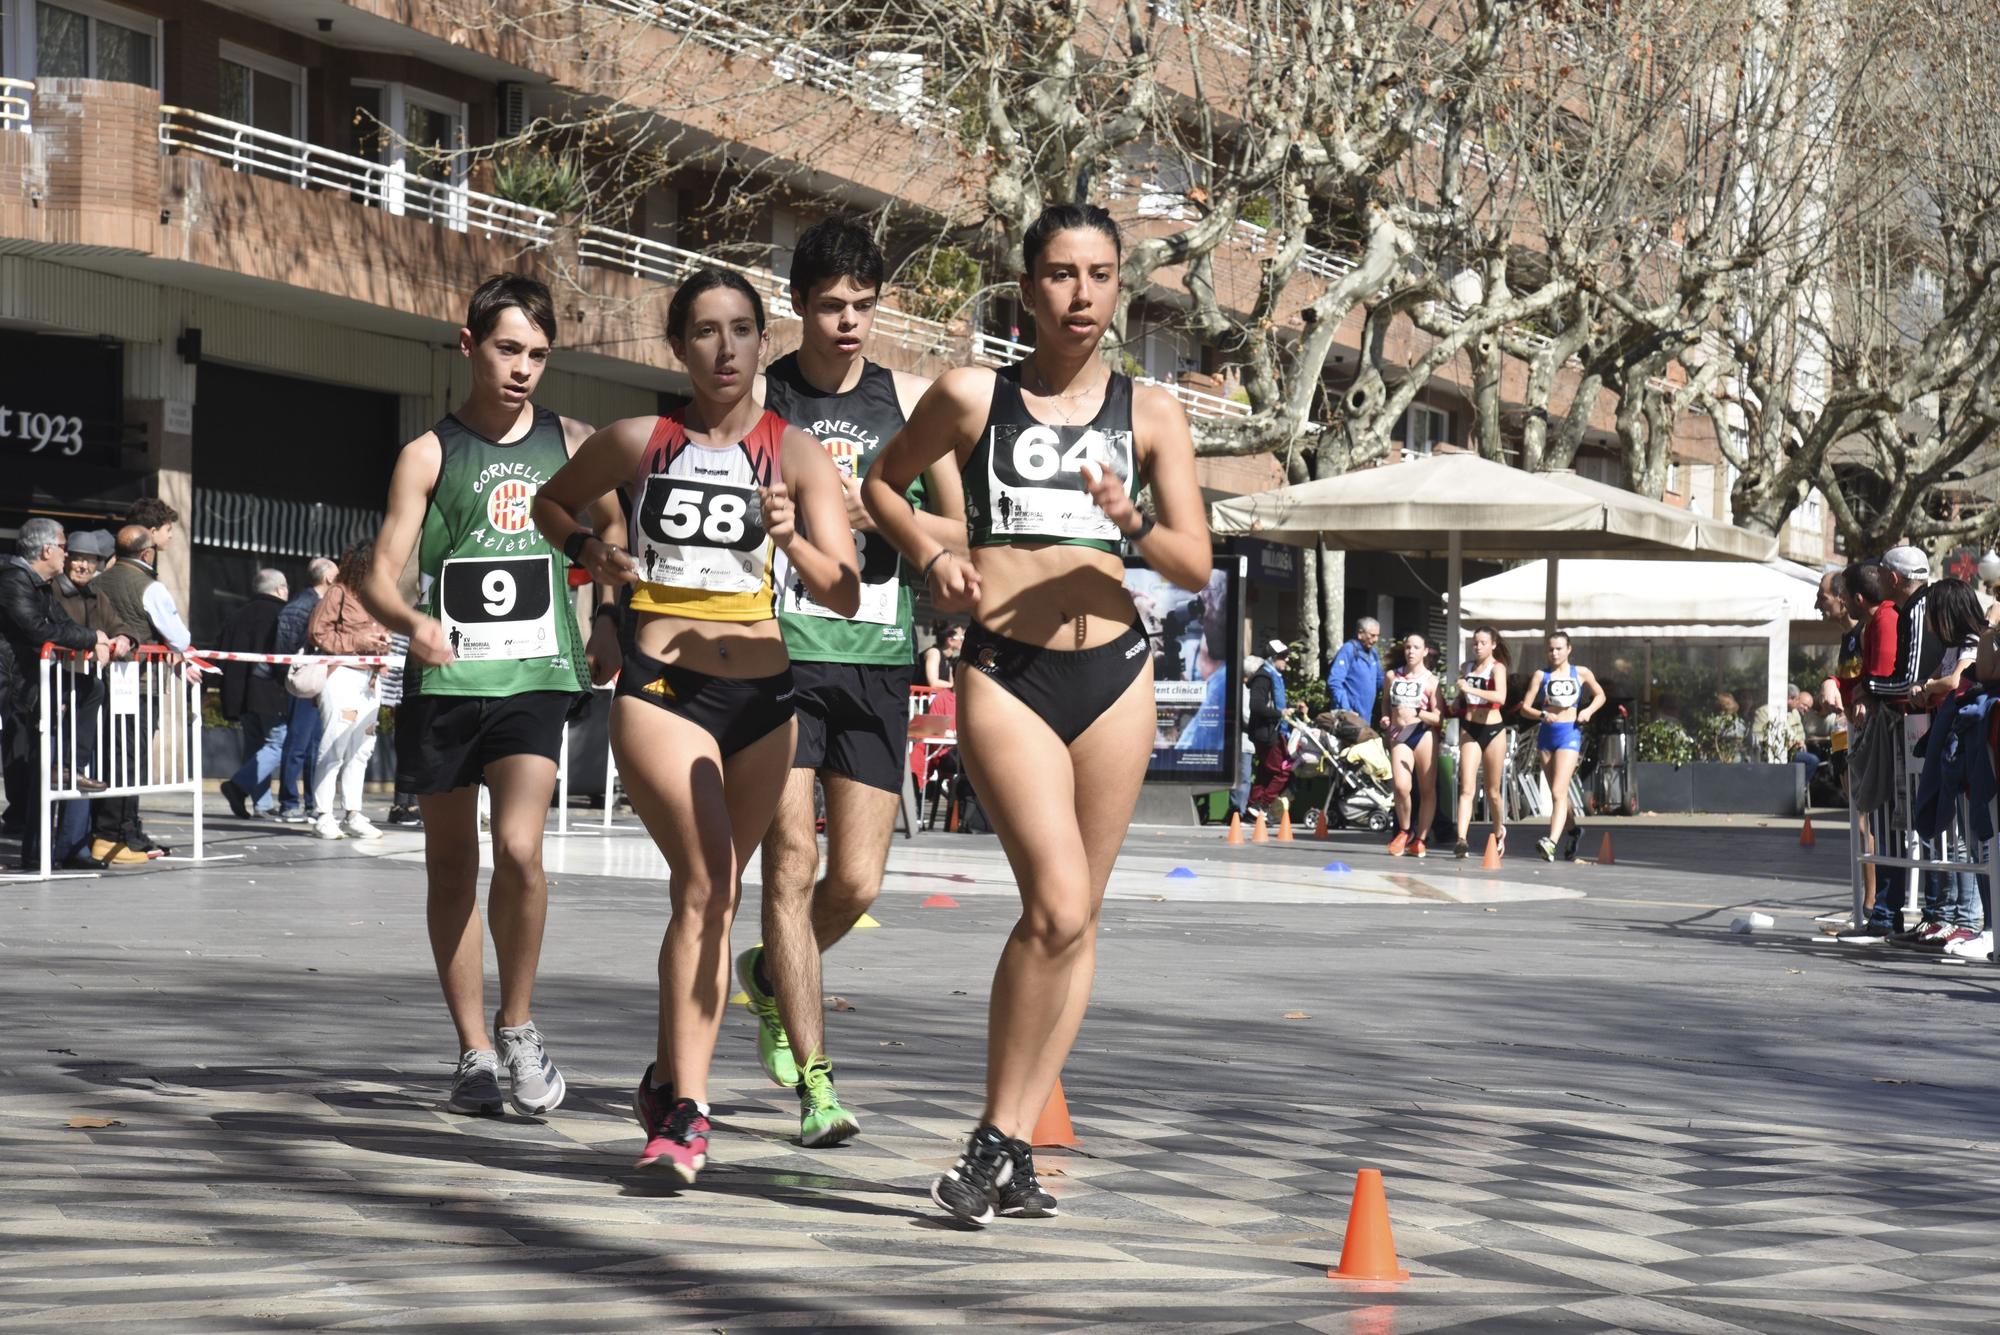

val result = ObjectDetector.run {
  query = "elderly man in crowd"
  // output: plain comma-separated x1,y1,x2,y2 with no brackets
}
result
87,523,193,860
218,569,293,820
0,518,118,871
1326,617,1384,718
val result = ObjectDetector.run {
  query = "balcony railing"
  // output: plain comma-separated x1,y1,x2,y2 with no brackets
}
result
0,77,30,128
160,106,556,244
575,226,962,363
972,330,1251,420
144,103,1251,422
595,0,957,132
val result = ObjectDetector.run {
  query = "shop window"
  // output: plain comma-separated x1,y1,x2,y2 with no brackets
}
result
34,0,156,86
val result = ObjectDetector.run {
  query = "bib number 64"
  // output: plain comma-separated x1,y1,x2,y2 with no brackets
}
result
1012,425,1104,482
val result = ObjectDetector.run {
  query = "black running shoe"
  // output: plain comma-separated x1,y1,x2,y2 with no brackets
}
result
998,1136,1059,1218
1454,838,1469,860
1562,821,1584,861
931,1123,1013,1226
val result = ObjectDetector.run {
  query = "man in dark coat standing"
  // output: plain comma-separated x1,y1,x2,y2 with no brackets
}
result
217,568,291,819
0,518,114,870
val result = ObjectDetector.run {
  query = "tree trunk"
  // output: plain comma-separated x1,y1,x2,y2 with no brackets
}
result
1319,546,1345,677
1298,538,1321,681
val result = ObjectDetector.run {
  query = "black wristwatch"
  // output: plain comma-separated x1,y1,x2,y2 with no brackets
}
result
1125,512,1157,543
563,530,595,564
593,603,621,625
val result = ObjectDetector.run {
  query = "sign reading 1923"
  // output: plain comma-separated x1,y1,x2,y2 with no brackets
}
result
1,406,88,456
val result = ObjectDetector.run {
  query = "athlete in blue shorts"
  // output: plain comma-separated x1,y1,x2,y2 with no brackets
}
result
1520,630,1604,861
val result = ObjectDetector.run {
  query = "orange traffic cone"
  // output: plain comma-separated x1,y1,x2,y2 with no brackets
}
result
1226,811,1244,845
1329,1168,1409,1282
1598,832,1615,865
1252,812,1269,843
1276,807,1294,841
1481,834,1502,870
1031,1078,1078,1149
1800,815,1815,847
1316,812,1333,841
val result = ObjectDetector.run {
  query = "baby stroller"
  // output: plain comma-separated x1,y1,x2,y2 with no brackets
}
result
1293,717,1396,834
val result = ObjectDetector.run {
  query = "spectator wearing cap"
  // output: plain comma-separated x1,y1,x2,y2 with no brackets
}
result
217,569,292,820
1246,639,1295,816
1868,546,1941,711
46,528,121,867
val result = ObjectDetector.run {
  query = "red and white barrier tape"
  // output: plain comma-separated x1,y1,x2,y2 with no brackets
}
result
185,649,395,673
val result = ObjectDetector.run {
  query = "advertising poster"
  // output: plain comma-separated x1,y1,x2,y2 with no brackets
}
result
1124,556,1244,784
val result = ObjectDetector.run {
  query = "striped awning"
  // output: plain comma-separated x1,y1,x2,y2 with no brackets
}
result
193,489,380,559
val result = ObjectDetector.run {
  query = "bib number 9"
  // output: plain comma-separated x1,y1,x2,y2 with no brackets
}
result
437,555,557,661
481,569,517,617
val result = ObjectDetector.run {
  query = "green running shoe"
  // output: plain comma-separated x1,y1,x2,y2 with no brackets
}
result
736,945,799,1088
797,1055,860,1147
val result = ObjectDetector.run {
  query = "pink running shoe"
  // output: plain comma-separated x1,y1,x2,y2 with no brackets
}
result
633,1064,710,1183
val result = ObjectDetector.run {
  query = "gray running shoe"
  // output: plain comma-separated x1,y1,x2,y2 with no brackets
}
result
447,1048,503,1116
496,1015,566,1115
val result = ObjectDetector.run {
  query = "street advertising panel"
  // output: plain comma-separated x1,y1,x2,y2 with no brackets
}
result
1125,555,1244,784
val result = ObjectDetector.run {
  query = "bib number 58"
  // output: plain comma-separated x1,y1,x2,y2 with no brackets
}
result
642,482,762,551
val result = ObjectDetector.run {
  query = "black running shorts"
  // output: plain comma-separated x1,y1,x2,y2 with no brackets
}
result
790,660,913,792
396,690,579,796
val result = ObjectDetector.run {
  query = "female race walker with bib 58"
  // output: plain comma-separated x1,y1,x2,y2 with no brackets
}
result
862,203,1212,1227
1520,630,1604,862
532,269,859,1185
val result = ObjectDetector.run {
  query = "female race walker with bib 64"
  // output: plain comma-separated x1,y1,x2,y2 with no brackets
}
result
532,269,859,1185
862,203,1212,1226
1520,630,1604,862
1452,626,1511,861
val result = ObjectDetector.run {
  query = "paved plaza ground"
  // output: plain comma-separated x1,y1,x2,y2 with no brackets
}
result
5,805,2000,1332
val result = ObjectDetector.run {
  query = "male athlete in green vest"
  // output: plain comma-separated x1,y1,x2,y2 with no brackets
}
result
739,220,966,1144
360,274,626,1116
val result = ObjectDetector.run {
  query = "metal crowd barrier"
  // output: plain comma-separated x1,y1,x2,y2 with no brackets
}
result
1845,708,1999,949
32,643,205,881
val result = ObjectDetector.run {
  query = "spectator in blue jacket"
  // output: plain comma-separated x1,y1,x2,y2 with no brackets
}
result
1326,617,1384,717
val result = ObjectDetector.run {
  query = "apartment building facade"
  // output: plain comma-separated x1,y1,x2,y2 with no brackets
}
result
0,0,1818,649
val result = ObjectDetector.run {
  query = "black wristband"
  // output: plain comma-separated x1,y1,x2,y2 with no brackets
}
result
593,603,621,624
1126,512,1157,543
563,530,593,564
922,549,951,580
